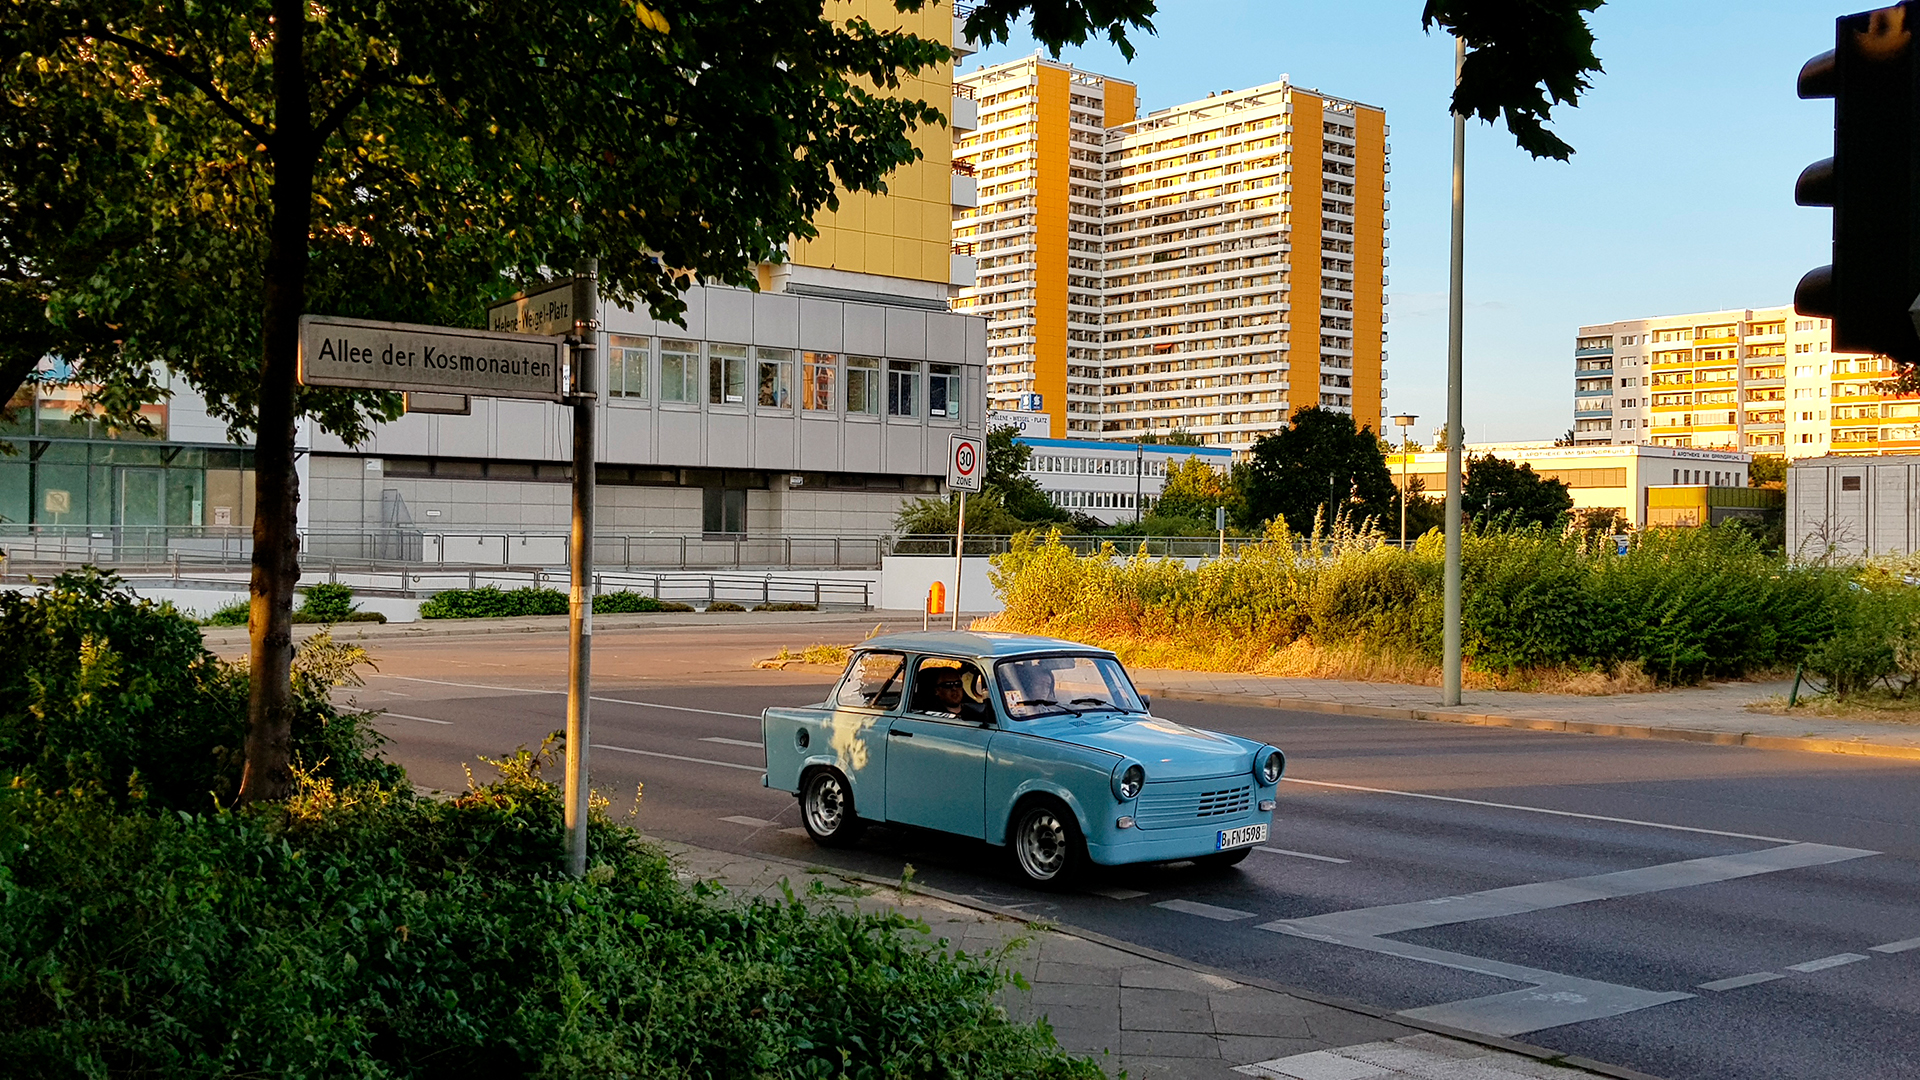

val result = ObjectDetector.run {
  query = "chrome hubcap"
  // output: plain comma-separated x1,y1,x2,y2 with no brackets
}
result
805,774,847,835
1016,809,1068,881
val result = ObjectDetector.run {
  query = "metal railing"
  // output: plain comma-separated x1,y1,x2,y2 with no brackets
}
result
0,525,888,572
887,533,1264,558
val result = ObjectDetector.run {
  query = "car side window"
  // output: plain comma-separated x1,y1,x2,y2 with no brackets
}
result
907,656,993,723
835,651,906,711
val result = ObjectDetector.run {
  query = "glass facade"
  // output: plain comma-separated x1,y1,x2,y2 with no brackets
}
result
0,385,255,530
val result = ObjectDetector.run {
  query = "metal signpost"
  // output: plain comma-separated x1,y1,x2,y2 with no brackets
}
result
947,433,984,631
299,275,598,877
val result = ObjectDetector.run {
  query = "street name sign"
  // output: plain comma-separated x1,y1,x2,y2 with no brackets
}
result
298,315,565,401
486,279,576,337
948,433,984,492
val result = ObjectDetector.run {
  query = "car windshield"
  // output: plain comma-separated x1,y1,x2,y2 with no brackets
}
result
995,655,1145,720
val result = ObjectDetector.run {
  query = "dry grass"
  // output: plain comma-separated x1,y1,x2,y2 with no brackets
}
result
1748,690,1920,723
970,613,1664,695
752,642,853,670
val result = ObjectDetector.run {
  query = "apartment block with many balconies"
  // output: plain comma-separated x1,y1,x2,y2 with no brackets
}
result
1572,305,1919,457
952,58,1390,449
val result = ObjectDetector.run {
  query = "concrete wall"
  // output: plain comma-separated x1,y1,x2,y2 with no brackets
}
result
879,555,1000,612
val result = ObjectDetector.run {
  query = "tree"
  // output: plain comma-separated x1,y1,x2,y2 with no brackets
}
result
2,0,1606,802
1236,406,1396,534
1749,454,1787,489
1135,428,1203,446
1462,454,1572,527
1397,476,1448,539
1152,456,1236,523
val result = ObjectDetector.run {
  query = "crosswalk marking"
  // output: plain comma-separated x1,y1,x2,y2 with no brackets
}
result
1786,953,1869,973
1255,846,1349,864
701,737,764,748
1156,898,1257,921
1698,972,1783,992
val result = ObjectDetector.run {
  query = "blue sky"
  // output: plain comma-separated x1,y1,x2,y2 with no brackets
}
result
969,0,1841,443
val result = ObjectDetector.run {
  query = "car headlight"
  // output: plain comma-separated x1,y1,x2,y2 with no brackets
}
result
1255,747,1284,785
1113,762,1146,802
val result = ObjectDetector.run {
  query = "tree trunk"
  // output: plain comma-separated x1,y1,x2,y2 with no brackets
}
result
237,0,310,804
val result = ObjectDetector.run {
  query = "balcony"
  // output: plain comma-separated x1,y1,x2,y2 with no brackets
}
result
1574,346,1614,358
950,171,978,209
950,251,978,288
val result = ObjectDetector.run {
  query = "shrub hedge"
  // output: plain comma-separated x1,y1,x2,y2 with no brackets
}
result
420,588,697,618
0,572,1100,1078
989,524,1870,684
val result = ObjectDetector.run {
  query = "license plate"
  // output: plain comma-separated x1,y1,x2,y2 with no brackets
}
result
1217,823,1268,850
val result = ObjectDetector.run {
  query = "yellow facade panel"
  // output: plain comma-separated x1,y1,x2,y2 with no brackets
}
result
1349,106,1386,434
1033,63,1071,437
1104,81,1137,127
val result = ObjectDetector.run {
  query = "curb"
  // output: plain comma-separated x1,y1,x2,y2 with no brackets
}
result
1142,686,1920,764
671,839,1663,1080
198,609,912,648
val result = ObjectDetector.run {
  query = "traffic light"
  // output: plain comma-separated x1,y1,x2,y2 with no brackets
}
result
1795,3,1920,365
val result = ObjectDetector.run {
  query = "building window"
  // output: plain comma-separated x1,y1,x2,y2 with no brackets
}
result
803,352,837,412
709,344,748,405
660,339,699,403
888,360,920,418
847,355,881,414
756,348,794,409
928,363,961,420
608,335,649,400
702,487,746,535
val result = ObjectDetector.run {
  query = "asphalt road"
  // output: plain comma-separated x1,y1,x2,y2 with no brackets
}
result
337,625,1920,1080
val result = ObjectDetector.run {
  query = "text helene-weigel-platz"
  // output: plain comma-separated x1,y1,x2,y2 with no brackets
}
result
298,314,566,401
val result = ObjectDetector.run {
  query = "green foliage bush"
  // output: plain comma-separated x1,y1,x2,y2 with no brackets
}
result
991,524,1858,684
299,582,358,621
706,601,747,613
1802,583,1920,697
592,591,693,614
202,597,250,625
418,585,569,619
0,746,1099,1079
754,602,819,612
0,569,400,809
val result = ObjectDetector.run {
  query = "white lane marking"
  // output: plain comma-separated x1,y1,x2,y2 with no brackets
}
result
378,712,454,726
1871,936,1920,954
592,744,763,772
1256,846,1350,864
1786,952,1870,973
780,827,810,838
1698,972,1784,991
721,815,775,827
1282,776,1795,843
1156,898,1257,922
1266,843,1878,939
374,674,761,718
701,737,764,748
1089,887,1149,901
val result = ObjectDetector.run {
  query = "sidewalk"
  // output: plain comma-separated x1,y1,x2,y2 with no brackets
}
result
665,840,1646,1080
1134,669,1920,761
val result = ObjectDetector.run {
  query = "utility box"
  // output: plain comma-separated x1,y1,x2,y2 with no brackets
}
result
1788,454,1920,559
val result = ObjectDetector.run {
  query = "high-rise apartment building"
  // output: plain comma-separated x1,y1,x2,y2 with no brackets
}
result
953,58,1390,447
1572,305,1919,457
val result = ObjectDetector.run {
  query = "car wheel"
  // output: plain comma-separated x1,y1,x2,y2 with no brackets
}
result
800,770,864,848
1197,847,1252,871
1010,801,1087,888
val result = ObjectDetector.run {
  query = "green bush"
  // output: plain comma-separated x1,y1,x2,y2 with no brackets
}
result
0,569,400,809
706,601,747,612
293,609,387,624
990,525,1856,684
201,597,250,625
418,585,569,619
754,601,819,612
0,747,1097,1079
591,591,693,614
298,582,358,621
1802,583,1920,697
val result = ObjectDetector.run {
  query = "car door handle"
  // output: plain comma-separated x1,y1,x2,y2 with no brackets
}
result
888,729,913,738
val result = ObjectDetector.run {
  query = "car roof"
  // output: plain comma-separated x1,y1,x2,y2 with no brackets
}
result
859,630,1117,661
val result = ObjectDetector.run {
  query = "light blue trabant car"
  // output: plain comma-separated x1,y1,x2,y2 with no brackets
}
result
761,631,1284,887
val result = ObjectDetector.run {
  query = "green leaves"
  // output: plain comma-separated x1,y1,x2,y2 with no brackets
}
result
1423,0,1606,161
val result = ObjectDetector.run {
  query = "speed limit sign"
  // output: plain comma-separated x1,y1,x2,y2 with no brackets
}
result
948,433,984,492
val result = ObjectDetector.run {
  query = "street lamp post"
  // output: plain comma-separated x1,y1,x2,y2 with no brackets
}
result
1392,413,1418,547
1443,35,1467,708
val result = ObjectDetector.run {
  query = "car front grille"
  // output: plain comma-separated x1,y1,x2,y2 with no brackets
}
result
1135,781,1254,830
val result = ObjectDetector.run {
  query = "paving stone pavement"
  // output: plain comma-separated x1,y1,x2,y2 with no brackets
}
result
1133,669,1920,759
661,840,1620,1080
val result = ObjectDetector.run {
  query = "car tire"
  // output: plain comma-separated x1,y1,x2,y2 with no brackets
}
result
800,769,865,848
1197,847,1252,871
1009,800,1087,889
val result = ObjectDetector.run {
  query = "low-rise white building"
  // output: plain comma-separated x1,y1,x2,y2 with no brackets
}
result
1385,442,1753,529
1788,454,1920,559
1017,436,1234,525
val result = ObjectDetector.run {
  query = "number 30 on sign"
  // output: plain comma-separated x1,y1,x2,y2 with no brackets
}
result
948,434,984,493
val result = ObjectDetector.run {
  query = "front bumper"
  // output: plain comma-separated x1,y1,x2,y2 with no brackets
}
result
1085,811,1273,866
